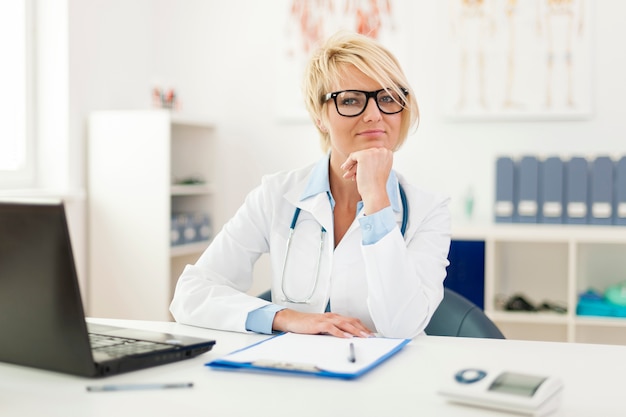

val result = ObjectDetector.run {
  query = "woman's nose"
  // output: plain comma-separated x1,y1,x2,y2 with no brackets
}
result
362,97,382,121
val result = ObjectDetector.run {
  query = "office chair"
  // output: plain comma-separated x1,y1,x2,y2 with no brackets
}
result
256,287,504,339
258,289,272,302
425,288,505,339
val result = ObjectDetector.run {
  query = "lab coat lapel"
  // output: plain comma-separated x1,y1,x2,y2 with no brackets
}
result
295,193,333,235
283,178,333,237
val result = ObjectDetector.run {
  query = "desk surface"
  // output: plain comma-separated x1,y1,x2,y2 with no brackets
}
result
1,318,624,417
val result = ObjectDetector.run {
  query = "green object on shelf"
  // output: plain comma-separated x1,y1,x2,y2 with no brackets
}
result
176,177,205,185
605,282,626,306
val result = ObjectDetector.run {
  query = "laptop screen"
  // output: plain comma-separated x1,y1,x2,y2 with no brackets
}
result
0,201,96,375
0,200,215,377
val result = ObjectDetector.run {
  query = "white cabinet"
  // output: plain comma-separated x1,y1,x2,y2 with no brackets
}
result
454,223,626,345
88,110,215,321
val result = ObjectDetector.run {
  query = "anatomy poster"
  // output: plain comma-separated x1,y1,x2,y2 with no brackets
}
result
275,0,406,122
440,0,592,120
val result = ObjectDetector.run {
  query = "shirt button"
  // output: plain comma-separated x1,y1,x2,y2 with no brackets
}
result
363,224,372,231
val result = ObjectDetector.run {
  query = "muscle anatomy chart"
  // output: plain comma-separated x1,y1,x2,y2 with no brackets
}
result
276,0,405,121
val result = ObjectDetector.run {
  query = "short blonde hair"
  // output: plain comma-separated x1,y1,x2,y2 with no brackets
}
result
302,31,419,152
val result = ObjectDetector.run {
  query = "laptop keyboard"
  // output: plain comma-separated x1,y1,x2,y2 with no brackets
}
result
89,333,173,358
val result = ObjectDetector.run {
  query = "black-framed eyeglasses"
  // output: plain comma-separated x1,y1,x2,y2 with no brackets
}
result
323,88,408,117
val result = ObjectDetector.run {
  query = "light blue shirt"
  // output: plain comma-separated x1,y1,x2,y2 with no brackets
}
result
245,156,403,334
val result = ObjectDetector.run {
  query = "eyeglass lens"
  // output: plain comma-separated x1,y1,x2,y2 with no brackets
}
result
334,90,405,117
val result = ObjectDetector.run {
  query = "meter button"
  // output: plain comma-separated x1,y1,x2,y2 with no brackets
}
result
455,369,487,384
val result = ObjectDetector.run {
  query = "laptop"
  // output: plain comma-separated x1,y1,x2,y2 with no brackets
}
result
0,200,215,377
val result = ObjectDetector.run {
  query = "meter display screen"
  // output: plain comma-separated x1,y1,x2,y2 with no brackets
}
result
488,372,547,397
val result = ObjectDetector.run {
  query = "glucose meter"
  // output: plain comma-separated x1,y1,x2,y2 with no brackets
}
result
438,368,563,416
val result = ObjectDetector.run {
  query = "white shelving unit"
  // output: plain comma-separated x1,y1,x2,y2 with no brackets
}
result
454,223,626,345
88,110,215,321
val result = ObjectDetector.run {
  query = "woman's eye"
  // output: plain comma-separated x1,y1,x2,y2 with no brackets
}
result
379,94,394,104
341,97,362,107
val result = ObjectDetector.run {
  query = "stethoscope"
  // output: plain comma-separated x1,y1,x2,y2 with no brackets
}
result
280,183,408,304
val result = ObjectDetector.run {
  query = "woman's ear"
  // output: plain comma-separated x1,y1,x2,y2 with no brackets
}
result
316,119,327,132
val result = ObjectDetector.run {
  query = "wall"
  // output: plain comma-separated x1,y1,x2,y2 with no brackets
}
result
67,0,626,219
65,1,626,297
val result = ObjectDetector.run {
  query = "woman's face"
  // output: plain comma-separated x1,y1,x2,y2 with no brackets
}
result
323,65,403,163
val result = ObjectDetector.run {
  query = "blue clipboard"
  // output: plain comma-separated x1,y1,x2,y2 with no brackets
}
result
206,332,410,379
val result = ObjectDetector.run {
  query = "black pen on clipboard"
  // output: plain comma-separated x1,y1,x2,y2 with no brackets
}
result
348,342,356,363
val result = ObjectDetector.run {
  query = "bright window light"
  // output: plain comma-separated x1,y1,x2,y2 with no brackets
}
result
0,1,27,171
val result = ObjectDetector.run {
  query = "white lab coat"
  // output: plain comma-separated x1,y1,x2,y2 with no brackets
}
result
169,161,451,339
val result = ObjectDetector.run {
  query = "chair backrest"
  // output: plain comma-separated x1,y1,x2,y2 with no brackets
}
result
258,289,272,302
425,288,505,339
257,287,505,339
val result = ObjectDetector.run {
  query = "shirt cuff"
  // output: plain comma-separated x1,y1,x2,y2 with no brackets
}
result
245,304,286,334
359,206,396,245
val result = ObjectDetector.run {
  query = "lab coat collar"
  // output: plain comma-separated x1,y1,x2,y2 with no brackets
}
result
300,156,331,202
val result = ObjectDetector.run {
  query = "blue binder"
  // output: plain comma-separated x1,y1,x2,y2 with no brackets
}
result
516,156,539,223
446,240,485,309
494,156,515,223
565,157,589,224
540,156,564,224
590,156,614,225
616,156,626,225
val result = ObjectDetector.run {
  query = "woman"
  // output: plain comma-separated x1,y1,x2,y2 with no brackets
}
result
170,31,451,339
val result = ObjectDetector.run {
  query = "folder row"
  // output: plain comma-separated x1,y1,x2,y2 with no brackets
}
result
495,155,626,225
171,212,212,246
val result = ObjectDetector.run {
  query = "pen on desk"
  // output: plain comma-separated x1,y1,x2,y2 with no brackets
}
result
348,342,356,363
86,382,193,392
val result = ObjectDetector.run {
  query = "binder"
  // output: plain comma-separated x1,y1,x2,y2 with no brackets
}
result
446,240,485,309
516,156,540,223
206,332,410,379
589,156,614,225
616,156,626,225
540,156,564,224
494,156,515,223
565,157,589,224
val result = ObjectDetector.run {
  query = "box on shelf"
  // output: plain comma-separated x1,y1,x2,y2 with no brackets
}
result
171,212,212,246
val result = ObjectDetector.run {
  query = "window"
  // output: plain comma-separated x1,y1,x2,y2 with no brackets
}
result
0,0,34,188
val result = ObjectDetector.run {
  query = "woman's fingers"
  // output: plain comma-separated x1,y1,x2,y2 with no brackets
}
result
273,309,374,338
340,159,357,181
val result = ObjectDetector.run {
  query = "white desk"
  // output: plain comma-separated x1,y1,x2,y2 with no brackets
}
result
1,318,624,417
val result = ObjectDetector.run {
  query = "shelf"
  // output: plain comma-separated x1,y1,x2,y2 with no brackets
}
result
170,113,215,128
171,184,215,196
451,220,626,344
170,241,210,257
454,222,626,243
575,315,626,327
489,311,569,324
88,110,217,321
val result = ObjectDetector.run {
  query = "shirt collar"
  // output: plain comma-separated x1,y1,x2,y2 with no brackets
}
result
300,155,402,213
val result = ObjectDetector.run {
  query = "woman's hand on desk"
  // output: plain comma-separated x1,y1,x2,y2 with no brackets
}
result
272,309,374,338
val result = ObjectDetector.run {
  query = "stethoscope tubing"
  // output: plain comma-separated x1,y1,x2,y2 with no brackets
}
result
280,183,408,304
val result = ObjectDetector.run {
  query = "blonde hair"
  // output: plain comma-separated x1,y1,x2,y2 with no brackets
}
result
302,31,419,152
